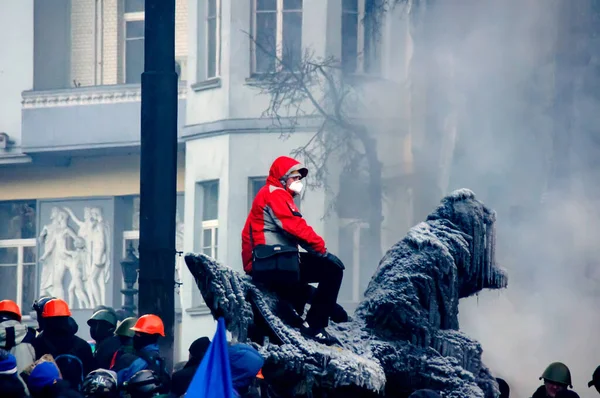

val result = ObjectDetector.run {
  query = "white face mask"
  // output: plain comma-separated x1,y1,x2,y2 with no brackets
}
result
289,180,303,194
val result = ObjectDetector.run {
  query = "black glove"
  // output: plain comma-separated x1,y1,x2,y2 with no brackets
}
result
325,252,345,270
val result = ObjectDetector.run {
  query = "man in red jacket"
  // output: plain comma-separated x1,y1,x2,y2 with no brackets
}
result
242,156,345,345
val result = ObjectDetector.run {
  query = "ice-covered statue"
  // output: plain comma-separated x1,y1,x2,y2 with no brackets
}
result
185,189,508,397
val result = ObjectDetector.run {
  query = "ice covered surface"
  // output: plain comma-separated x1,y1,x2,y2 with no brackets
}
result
185,188,507,397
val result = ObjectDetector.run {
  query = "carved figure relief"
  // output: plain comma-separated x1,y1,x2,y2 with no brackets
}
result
38,205,111,309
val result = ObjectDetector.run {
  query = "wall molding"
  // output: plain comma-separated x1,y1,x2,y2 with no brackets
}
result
22,82,188,109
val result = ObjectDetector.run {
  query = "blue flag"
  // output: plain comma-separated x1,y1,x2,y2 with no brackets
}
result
185,317,235,397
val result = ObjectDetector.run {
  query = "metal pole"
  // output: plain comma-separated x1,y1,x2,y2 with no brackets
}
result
138,0,178,370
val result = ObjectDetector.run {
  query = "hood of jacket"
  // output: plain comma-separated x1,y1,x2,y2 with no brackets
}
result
266,156,307,188
0,320,31,346
228,343,264,392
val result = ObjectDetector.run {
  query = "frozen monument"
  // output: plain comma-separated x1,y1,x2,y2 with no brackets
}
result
185,189,508,397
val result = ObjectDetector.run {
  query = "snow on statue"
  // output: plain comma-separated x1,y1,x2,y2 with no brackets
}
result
185,189,508,397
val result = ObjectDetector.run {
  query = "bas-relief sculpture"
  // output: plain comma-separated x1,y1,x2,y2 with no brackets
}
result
39,206,111,309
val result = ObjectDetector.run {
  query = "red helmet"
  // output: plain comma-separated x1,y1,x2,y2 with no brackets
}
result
41,299,71,318
130,314,165,337
0,300,22,321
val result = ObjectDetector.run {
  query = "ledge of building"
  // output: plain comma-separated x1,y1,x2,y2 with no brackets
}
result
185,305,212,317
0,151,33,166
181,115,325,141
191,77,222,92
22,81,188,109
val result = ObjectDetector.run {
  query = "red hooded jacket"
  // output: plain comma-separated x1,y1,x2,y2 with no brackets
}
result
241,156,327,274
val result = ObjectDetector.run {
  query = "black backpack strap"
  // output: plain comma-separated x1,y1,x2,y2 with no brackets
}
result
22,327,36,344
4,326,16,350
137,350,171,391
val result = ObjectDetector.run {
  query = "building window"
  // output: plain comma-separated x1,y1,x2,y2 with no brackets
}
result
120,194,184,308
248,176,266,211
253,0,303,73
0,201,37,313
206,0,221,79
247,176,302,212
124,1,145,84
338,219,369,304
201,180,219,259
341,0,379,74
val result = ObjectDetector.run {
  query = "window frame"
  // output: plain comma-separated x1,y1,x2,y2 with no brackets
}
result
121,230,140,307
205,0,222,79
0,238,36,317
251,0,303,74
123,11,145,84
201,219,219,260
338,218,368,304
342,0,379,75
248,176,267,211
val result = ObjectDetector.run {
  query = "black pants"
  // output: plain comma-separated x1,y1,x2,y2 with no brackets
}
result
272,252,344,329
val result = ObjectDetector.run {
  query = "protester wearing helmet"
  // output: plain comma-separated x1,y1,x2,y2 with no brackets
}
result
108,317,138,371
32,296,56,333
111,314,170,393
81,369,118,398
589,365,600,394
122,369,168,398
31,299,95,389
0,300,36,372
532,362,575,397
241,156,345,345
87,310,120,369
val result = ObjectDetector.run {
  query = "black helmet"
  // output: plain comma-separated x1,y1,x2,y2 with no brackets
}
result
32,296,56,314
123,370,163,397
82,369,118,398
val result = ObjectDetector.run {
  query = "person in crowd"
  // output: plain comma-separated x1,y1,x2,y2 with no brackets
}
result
27,360,83,398
81,369,119,398
32,298,95,390
409,390,441,397
0,300,36,372
497,377,510,398
107,316,138,371
0,349,28,398
170,336,210,396
228,343,264,398
87,310,119,369
122,369,169,398
589,365,600,394
111,314,170,393
532,362,573,397
241,156,346,345
32,296,56,334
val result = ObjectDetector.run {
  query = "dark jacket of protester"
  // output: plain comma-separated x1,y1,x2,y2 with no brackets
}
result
94,335,121,370
32,316,95,377
0,349,28,398
170,337,210,397
112,317,170,393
